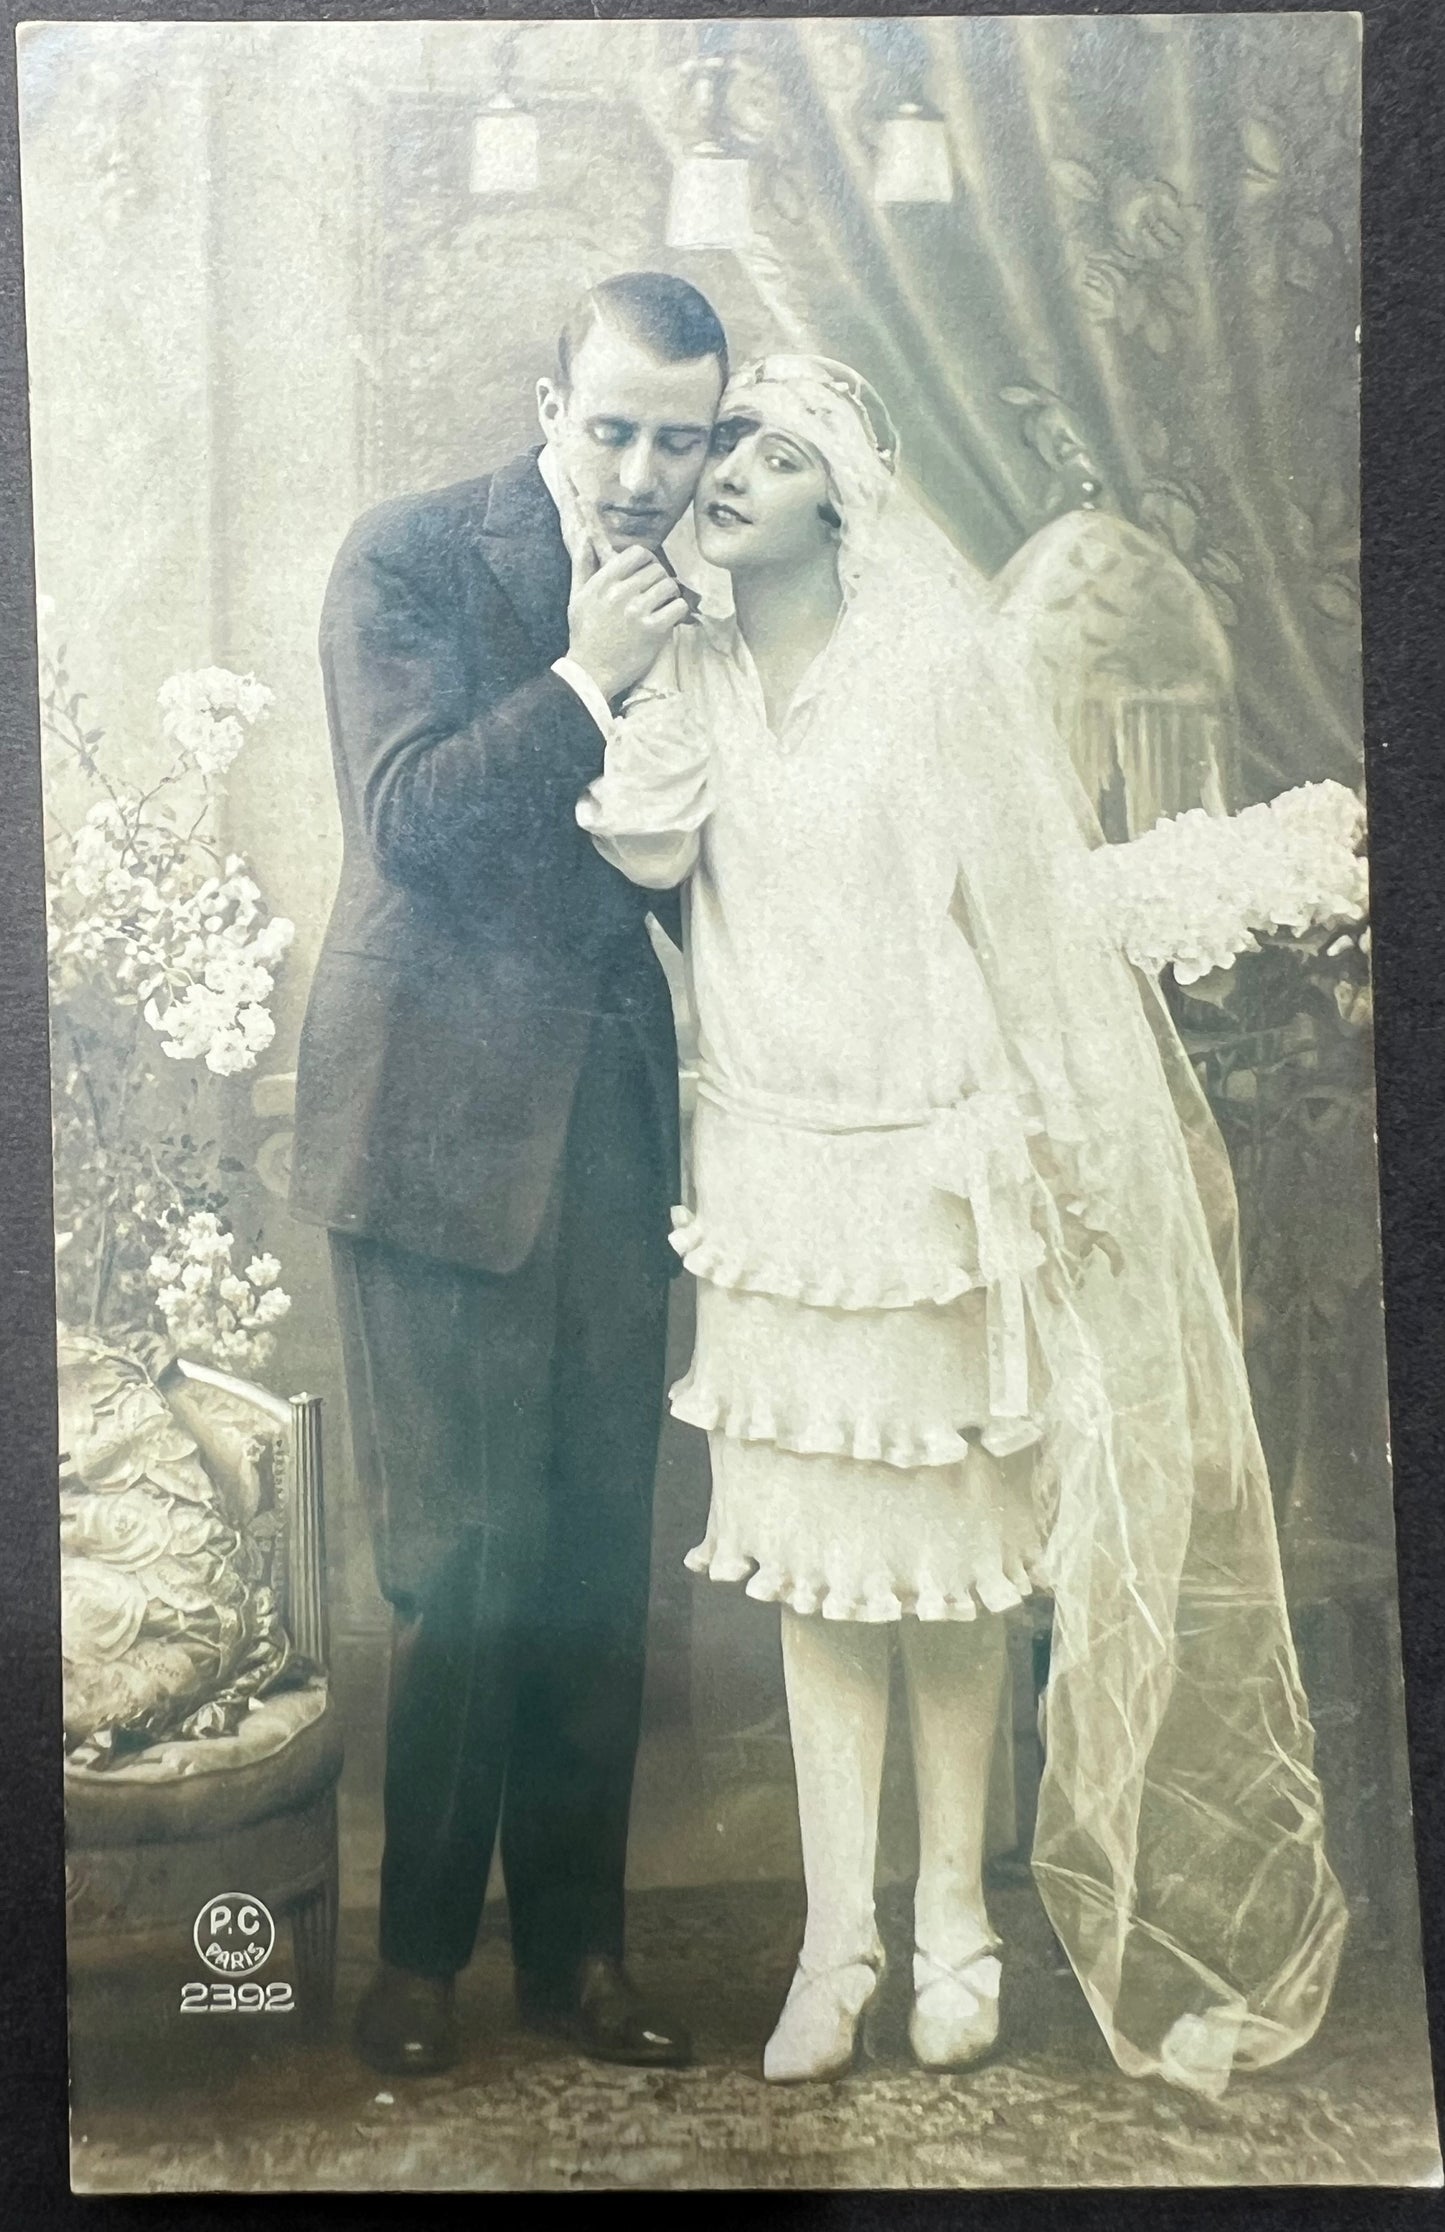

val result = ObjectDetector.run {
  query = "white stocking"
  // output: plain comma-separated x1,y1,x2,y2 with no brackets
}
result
780,1607,891,1971
900,1609,1007,1966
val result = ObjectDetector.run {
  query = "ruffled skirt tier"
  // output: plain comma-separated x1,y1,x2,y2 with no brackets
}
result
685,1432,1038,1622
674,1095,1044,1621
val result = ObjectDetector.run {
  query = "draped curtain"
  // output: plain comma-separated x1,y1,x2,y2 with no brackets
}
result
357,15,1363,813
714,13,1361,804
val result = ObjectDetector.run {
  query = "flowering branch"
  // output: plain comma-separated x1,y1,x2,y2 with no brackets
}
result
148,1214,290,1374
45,662,294,1077
42,616,295,1368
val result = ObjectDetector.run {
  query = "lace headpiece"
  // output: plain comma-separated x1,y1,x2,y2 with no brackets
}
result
726,354,898,466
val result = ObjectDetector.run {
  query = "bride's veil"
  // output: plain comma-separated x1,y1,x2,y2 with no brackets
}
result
722,355,1347,2094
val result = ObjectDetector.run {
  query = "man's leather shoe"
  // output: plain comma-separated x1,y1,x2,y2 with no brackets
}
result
355,1962,458,2076
517,1954,692,2068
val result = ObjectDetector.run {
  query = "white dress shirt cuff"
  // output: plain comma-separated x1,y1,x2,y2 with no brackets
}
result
551,656,614,737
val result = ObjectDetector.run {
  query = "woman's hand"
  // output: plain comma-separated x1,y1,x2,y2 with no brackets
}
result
1059,1206,1125,1282
1032,1155,1125,1301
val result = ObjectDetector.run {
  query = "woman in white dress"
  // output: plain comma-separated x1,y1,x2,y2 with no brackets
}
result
577,356,1345,2094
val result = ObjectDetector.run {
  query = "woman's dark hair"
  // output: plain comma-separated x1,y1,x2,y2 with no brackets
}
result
714,404,842,531
556,271,728,391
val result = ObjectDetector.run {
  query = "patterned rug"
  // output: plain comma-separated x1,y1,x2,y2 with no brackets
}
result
69,1877,1439,2192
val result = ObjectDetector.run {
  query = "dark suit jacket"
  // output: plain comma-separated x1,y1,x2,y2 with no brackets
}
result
289,449,681,1275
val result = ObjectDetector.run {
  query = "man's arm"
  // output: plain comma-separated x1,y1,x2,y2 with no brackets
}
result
322,525,607,901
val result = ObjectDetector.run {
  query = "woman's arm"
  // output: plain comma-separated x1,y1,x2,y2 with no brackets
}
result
575,636,712,891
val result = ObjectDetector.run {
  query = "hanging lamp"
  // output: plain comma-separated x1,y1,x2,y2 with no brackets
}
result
666,39,755,251
866,25,954,206
873,99,954,205
469,30,539,196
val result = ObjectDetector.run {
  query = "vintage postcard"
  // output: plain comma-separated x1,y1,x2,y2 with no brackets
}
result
22,10,1438,2192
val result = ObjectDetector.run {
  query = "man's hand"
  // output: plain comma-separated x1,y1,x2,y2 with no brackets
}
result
566,541,691,704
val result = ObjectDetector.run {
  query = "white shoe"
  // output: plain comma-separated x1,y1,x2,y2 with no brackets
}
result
908,1944,1001,2071
762,1952,884,2083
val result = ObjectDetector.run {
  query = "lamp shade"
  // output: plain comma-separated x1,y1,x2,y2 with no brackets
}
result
666,150,754,251
469,99,539,195
873,108,954,205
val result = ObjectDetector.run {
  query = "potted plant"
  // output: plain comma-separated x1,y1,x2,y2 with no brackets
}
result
42,611,303,1759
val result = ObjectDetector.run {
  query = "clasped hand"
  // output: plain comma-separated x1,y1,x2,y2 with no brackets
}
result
567,541,691,705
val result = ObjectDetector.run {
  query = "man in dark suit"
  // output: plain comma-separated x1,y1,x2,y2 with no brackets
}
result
290,273,727,2074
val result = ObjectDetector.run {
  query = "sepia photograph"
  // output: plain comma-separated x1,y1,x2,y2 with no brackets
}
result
18,8,1439,2192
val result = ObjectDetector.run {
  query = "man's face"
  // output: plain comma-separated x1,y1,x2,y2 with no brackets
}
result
537,320,724,553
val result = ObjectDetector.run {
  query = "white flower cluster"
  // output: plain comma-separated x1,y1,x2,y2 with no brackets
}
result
147,1212,291,1374
144,862,295,1078
51,803,295,1076
1089,780,1369,984
158,667,274,781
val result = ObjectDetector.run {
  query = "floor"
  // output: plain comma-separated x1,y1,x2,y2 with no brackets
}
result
68,1873,1440,2194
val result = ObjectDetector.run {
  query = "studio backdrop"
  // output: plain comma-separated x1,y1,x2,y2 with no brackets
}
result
24,13,1393,1924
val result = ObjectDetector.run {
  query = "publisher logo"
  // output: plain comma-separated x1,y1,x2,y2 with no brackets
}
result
193,1894,275,1977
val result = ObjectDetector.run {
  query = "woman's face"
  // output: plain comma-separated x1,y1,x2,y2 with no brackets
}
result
694,413,838,574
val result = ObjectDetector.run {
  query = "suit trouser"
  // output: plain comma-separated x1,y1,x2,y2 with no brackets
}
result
329,1016,673,1984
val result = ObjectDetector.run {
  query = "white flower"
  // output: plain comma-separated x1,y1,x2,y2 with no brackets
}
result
233,675,273,724
157,667,274,784
1089,781,1369,982
50,793,289,1076
147,1211,292,1375
141,894,294,1076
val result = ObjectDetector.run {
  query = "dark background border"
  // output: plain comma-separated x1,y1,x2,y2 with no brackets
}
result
2,4,1441,2224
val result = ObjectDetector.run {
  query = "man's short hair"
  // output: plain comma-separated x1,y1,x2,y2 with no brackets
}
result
556,272,728,392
